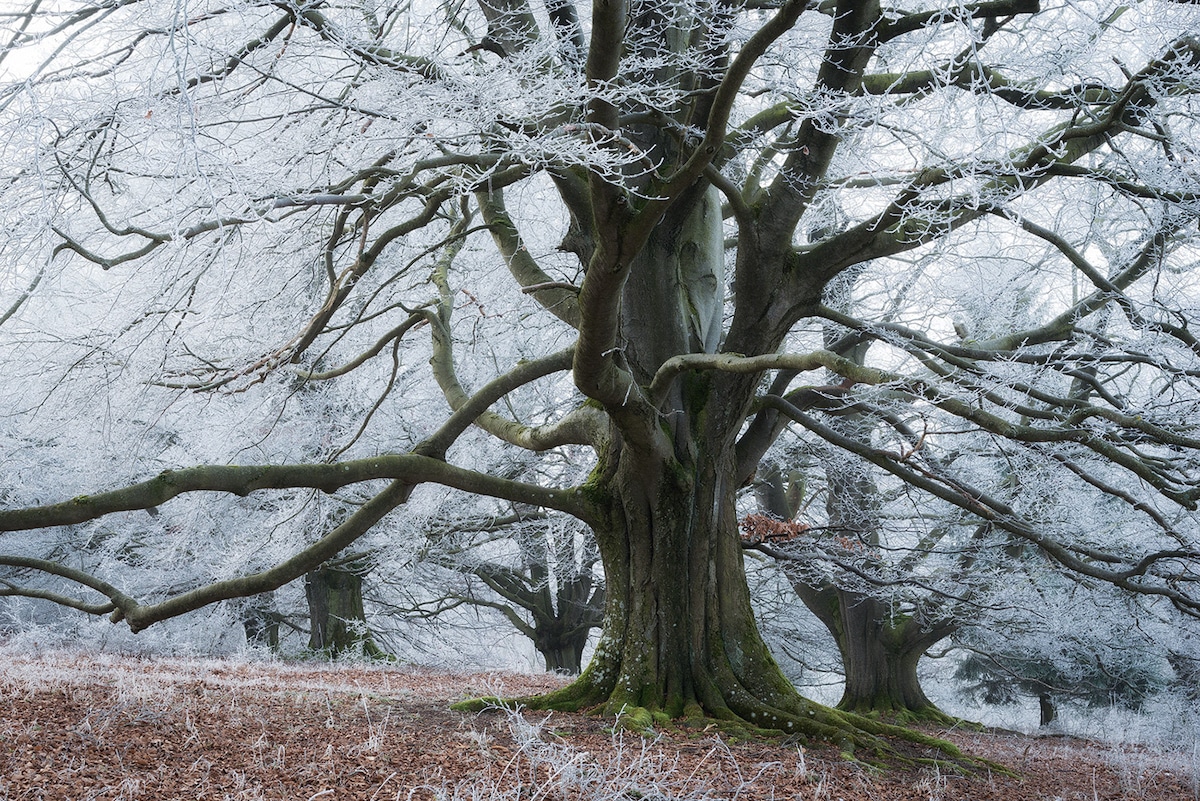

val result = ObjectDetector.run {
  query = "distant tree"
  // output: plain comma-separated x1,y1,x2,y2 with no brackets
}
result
954,593,1171,727
239,592,283,651
305,554,391,658
2,0,1200,748
955,649,1163,727
397,505,604,672
749,460,961,720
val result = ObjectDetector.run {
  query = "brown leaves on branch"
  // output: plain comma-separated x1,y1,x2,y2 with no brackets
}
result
739,513,810,545
739,514,876,558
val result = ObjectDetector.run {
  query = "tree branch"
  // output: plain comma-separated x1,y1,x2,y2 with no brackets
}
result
764,395,1200,615
0,454,587,532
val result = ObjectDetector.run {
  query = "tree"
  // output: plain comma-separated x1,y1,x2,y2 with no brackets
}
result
744,275,969,721
305,554,391,658
953,584,1175,727
393,504,604,672
2,0,1200,748
749,460,962,720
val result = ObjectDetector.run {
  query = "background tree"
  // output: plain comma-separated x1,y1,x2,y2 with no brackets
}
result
305,553,391,658
392,502,604,672
1,0,1200,748
953,584,1177,727
749,458,963,721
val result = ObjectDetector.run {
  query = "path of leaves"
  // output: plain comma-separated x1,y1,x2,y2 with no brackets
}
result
0,647,1193,800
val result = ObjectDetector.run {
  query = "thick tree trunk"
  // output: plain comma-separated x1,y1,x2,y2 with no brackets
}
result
514,436,921,748
570,451,804,724
787,578,954,719
501,157,966,752
506,508,604,674
834,595,943,716
305,564,388,659
534,619,591,673
821,444,952,720
589,448,778,722
534,577,602,673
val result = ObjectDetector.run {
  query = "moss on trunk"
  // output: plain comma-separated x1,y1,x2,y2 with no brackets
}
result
458,444,977,767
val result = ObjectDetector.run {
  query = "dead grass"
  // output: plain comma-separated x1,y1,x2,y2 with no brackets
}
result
0,645,1194,800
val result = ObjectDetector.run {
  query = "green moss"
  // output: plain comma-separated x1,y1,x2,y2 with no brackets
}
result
453,689,1006,776
576,480,612,509
661,457,694,492
886,707,959,726
460,670,610,715
657,691,697,720
577,459,614,509
616,705,657,733
450,696,508,713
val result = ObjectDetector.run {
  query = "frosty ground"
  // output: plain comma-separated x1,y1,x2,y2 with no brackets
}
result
0,644,1196,800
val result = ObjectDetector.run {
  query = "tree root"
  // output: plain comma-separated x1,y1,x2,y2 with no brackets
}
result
837,703,972,728
452,689,1013,776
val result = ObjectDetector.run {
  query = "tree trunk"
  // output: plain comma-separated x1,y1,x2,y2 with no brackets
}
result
834,594,943,716
508,507,603,674
533,618,592,673
305,564,388,659
784,577,954,720
241,592,280,651
535,571,602,673
515,434,906,746
1038,693,1057,727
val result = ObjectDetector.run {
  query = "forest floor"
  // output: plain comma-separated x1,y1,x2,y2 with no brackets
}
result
0,646,1195,800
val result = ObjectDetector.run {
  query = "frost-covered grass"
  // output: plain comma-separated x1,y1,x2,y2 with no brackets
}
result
1,639,1198,799
408,707,803,801
923,675,1200,800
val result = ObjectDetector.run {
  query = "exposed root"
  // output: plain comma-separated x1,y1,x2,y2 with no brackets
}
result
451,685,1012,776
837,702,965,728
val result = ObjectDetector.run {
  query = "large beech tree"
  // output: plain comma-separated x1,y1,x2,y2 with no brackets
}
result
2,0,1200,746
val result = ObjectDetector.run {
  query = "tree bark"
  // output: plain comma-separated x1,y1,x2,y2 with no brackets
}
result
532,561,603,674
822,451,952,719
305,563,388,659
1039,693,1057,727
514,176,947,746
783,570,955,719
